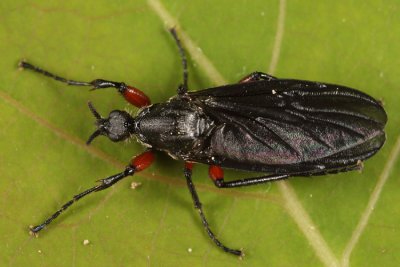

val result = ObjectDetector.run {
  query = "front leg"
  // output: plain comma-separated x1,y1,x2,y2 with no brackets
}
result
30,151,154,234
89,79,150,107
19,61,150,108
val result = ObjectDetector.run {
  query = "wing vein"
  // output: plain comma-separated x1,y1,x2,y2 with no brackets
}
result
205,106,301,156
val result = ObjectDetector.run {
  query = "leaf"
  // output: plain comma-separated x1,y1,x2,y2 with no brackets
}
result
1,1,399,266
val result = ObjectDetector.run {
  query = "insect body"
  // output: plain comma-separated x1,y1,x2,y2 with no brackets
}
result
20,29,387,257
140,81,386,175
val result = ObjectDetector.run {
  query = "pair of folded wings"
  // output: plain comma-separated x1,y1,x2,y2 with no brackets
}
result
189,79,387,172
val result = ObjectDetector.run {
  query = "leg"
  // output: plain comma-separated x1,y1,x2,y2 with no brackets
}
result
30,151,154,234
18,61,150,108
208,162,365,188
239,71,277,83
169,28,189,95
184,163,243,257
209,165,289,188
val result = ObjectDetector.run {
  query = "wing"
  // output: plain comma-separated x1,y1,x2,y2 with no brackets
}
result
188,79,387,173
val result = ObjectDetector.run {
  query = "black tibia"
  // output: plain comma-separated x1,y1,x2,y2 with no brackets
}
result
213,173,290,188
239,71,277,83
212,162,366,188
183,166,243,257
19,61,91,86
19,61,127,92
169,28,189,95
30,166,135,234
87,79,128,93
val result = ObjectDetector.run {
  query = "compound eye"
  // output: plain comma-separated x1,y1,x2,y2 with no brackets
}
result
109,110,121,118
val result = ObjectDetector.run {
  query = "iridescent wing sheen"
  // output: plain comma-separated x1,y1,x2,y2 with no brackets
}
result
189,79,387,173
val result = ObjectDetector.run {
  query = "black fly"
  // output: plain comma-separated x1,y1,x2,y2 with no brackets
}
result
19,29,387,257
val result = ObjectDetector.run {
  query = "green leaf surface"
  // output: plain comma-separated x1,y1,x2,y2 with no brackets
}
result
1,1,399,266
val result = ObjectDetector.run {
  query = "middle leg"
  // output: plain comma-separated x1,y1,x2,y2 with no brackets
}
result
184,163,243,256
169,28,189,95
